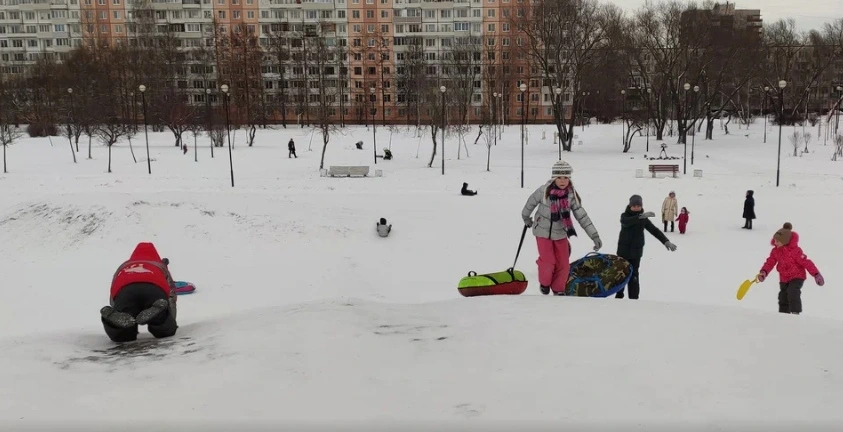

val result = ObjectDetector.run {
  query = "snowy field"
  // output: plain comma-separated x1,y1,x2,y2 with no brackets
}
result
0,119,842,429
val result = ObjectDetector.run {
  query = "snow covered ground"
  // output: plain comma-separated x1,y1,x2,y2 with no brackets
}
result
1,119,841,428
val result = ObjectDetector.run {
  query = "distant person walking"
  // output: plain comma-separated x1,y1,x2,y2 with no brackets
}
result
288,138,297,158
742,190,755,229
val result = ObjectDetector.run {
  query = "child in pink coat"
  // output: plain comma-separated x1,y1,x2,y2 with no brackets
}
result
757,223,824,315
676,207,689,234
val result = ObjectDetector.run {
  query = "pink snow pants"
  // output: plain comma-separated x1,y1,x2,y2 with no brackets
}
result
536,237,571,294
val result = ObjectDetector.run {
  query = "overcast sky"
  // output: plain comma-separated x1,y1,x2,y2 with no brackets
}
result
611,0,842,32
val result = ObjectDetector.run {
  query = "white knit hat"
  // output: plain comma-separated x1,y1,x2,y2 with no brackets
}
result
551,160,573,178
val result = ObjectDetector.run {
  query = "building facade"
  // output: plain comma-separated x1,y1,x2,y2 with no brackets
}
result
0,0,575,125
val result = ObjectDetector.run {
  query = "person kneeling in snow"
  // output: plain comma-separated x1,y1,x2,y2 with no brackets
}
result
461,182,477,196
100,242,178,342
376,218,392,237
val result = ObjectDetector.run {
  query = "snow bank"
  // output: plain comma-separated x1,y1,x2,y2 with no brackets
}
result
2,297,841,429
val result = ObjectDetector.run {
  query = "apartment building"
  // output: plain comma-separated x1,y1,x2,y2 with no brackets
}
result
0,0,575,124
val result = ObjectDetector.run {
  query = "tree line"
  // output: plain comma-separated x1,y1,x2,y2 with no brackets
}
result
1,0,842,173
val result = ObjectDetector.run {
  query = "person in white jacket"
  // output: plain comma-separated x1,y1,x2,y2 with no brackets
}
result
376,218,392,237
661,191,678,232
521,160,602,295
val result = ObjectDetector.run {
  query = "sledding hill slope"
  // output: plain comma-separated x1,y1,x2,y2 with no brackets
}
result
1,297,842,429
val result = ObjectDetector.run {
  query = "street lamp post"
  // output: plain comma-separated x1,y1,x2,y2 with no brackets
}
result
683,83,690,175
692,85,699,165
492,92,498,149
370,87,377,165
138,84,151,175
646,88,651,152
221,84,234,187
621,89,626,146
205,88,213,158
836,86,843,138
440,85,446,175
776,80,787,187
555,87,562,159
763,86,769,143
519,83,527,188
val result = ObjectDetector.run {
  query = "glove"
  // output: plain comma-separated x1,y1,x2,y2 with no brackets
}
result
664,241,677,251
525,218,533,228
162,257,170,266
640,211,656,219
815,273,825,286
757,271,766,283
592,237,602,251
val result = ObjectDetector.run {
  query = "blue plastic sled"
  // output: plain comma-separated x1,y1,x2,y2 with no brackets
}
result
175,281,196,295
565,252,634,298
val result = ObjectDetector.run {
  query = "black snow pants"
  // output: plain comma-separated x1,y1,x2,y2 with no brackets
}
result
615,257,641,300
103,282,178,342
778,278,805,314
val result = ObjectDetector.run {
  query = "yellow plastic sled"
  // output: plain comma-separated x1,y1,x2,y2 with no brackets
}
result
736,277,757,300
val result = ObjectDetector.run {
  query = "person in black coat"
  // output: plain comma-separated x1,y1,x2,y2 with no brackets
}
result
616,194,677,299
742,190,755,229
288,139,297,158
461,182,477,196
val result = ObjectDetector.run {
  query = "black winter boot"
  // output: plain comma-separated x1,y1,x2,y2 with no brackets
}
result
540,285,550,295
136,299,170,326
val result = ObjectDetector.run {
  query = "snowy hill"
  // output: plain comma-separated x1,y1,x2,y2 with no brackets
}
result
3,297,843,428
1,121,842,426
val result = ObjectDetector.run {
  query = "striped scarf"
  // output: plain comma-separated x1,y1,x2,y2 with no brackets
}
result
548,185,577,238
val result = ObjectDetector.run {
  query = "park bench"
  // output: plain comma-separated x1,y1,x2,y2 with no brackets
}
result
328,165,370,177
648,164,679,178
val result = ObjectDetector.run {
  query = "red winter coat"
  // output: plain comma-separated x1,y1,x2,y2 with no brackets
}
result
760,232,820,283
676,213,689,226
110,242,174,299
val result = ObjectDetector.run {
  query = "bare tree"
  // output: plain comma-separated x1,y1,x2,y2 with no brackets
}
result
310,31,342,170
446,37,482,159
514,0,612,151
0,82,22,173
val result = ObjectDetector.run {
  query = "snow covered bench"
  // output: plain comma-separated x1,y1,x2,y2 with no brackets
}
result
648,164,679,178
327,165,370,177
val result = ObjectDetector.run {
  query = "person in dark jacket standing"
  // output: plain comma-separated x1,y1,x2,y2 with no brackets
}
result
288,138,297,158
742,190,755,229
615,194,678,299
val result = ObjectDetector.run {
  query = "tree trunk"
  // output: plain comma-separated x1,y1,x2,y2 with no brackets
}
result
194,132,198,162
3,144,6,174
128,137,137,163
427,126,438,168
705,114,715,140
248,124,256,147
68,135,77,164
88,135,92,159
319,130,329,170
107,144,112,173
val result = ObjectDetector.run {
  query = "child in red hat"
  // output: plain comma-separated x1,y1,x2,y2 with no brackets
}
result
757,223,824,315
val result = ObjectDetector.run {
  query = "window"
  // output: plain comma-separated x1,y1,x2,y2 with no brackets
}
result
381,24,388,33
381,10,388,18
488,23,495,32
366,10,374,18
455,22,469,31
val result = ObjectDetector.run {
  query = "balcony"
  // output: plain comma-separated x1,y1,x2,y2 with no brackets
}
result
394,16,422,24
182,0,201,5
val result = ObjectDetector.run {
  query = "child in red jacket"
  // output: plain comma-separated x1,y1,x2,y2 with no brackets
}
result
757,223,824,315
676,207,689,234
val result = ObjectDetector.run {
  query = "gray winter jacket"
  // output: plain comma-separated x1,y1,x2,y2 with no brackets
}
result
521,181,600,242
376,223,391,237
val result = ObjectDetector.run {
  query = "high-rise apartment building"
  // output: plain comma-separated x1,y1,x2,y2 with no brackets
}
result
0,0,575,124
